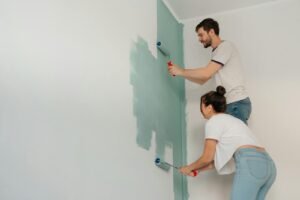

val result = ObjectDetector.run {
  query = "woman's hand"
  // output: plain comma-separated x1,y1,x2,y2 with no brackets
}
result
179,166,196,177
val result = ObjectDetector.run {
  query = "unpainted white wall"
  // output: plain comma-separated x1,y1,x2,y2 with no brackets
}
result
0,1,175,199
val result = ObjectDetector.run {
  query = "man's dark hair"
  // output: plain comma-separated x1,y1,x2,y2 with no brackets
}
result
195,18,220,35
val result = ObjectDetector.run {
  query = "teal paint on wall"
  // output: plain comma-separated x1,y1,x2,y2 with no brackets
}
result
130,1,188,199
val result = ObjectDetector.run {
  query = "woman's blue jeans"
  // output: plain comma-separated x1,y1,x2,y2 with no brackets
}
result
226,97,252,124
231,148,277,200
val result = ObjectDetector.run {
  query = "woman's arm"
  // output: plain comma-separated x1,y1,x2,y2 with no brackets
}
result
180,139,217,176
198,162,215,172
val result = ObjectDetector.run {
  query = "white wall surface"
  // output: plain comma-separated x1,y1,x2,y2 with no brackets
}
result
183,0,300,199
0,0,176,199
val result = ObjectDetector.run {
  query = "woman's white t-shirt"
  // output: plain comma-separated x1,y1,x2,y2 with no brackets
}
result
205,113,263,175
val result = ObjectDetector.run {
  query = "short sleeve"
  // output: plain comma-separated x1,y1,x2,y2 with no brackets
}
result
211,41,234,66
205,119,223,141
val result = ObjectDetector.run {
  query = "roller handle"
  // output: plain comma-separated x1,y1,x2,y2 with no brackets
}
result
191,170,198,177
155,158,198,177
167,61,175,77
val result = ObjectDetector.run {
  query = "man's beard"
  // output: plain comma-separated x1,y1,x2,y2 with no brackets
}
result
202,37,212,48
203,40,212,48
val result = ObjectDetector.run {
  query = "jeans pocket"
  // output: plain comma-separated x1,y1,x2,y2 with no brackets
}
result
246,158,269,180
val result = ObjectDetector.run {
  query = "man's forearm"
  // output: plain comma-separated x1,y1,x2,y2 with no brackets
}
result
180,68,210,83
185,77,206,85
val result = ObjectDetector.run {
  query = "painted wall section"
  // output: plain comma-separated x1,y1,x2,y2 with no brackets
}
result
130,0,188,199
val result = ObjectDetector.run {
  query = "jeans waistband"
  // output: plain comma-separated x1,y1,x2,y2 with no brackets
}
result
234,148,271,160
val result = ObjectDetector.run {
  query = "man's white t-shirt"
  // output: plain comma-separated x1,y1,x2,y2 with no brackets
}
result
205,113,263,175
211,41,248,104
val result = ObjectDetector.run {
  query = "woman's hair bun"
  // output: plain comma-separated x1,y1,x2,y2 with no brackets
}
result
216,86,226,96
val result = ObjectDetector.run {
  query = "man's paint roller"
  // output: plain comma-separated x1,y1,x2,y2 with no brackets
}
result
156,41,175,76
155,157,198,177
156,41,170,57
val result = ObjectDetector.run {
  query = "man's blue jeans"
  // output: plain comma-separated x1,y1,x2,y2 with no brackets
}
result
226,97,252,124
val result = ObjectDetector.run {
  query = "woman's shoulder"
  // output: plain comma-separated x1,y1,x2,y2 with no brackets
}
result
209,113,244,126
211,113,234,120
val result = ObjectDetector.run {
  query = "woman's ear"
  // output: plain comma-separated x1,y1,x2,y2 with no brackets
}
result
208,104,214,113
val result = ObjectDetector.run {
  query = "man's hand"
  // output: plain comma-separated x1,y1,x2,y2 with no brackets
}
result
168,62,184,76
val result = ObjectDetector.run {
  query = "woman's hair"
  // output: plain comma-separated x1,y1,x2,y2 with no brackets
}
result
201,86,227,113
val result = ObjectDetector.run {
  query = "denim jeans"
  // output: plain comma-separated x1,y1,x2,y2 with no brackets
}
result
231,148,277,200
226,97,252,124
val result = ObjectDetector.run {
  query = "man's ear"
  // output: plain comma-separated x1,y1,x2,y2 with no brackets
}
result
208,29,215,36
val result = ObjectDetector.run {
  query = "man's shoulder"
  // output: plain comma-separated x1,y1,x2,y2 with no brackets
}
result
220,40,235,48
214,40,237,54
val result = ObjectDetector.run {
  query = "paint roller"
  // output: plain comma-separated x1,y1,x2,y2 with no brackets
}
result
156,41,175,76
155,157,198,177
156,41,170,57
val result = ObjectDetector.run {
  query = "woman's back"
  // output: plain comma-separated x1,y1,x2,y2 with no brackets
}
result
205,113,263,174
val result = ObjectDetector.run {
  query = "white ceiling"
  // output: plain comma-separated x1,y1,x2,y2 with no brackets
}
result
164,0,277,20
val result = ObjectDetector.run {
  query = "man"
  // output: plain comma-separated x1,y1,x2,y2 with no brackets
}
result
168,18,251,124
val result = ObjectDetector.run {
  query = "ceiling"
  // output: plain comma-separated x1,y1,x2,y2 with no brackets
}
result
164,0,277,20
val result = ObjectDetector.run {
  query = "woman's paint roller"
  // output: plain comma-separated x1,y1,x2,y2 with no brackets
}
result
155,157,198,177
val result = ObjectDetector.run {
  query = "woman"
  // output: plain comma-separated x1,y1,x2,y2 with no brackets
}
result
180,86,276,200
